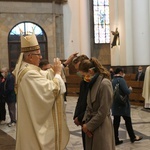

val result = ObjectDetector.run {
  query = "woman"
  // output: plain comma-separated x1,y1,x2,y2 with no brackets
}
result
112,68,143,145
78,57,115,150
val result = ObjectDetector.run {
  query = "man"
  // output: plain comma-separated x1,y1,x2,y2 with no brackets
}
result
109,67,115,80
135,66,145,81
39,59,52,70
13,32,69,150
72,55,89,150
112,68,142,145
1,67,16,127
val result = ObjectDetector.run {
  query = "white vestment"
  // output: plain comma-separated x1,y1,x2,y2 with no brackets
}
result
14,62,69,150
142,66,150,108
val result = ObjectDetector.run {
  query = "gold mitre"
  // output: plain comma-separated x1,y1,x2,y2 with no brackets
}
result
21,32,40,52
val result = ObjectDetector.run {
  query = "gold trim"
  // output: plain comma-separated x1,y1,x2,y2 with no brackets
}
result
21,45,40,52
52,104,58,150
56,96,62,150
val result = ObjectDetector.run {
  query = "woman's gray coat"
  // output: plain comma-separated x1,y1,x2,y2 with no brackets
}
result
83,75,115,150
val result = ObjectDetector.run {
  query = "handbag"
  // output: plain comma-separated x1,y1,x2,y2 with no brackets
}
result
113,80,128,106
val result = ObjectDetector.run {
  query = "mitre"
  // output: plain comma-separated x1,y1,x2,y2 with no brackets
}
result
21,32,40,52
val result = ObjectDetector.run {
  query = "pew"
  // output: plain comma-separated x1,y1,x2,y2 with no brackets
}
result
66,74,82,96
66,74,145,106
126,81,144,106
124,74,136,81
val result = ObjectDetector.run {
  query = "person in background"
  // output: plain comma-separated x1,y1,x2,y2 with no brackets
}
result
39,59,52,70
12,31,69,150
109,67,115,80
78,57,115,150
142,66,150,109
135,66,145,81
1,67,16,127
112,68,143,145
39,53,78,103
61,53,78,102
72,54,89,150
0,72,6,125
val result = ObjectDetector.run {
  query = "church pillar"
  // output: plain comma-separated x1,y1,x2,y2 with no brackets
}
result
132,0,150,65
79,0,91,57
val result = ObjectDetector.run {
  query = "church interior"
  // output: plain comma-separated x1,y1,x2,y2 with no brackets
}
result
0,0,149,150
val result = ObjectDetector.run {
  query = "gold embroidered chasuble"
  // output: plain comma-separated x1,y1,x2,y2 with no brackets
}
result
15,62,69,150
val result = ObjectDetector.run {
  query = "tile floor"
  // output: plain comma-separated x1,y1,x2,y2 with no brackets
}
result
0,96,150,150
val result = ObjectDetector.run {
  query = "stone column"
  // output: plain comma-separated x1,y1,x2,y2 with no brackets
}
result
132,0,150,65
79,0,91,57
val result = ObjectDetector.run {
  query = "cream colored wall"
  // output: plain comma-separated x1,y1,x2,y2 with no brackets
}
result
63,0,81,59
0,2,64,68
110,0,150,66
63,0,91,59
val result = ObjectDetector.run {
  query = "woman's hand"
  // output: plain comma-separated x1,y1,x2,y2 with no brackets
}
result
82,124,93,138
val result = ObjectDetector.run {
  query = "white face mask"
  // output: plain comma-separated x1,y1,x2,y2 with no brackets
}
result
1,72,6,77
138,70,142,73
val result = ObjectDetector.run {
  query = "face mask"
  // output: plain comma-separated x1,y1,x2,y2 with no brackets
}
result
122,73,125,77
76,72,82,78
84,74,94,82
138,70,142,73
1,72,5,77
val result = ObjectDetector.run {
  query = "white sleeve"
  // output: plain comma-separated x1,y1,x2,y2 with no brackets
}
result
55,74,66,94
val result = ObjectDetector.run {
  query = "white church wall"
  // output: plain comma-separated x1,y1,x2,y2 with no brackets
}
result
132,0,150,65
63,0,91,59
110,0,120,66
63,0,81,59
110,0,150,66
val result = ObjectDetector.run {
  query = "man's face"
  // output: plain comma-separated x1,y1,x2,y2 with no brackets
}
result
29,50,42,66
1,70,7,78
138,67,143,73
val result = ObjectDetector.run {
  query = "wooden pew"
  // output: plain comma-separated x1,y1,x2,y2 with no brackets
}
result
66,75,82,96
66,74,145,106
126,81,144,106
124,74,136,81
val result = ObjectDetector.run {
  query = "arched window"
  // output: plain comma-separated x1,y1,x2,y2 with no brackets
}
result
93,0,110,43
8,22,47,70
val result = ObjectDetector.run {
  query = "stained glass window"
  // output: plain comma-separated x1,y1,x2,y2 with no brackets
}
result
93,0,110,43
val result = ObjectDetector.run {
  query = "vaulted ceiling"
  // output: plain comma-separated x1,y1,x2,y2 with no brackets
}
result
0,0,67,4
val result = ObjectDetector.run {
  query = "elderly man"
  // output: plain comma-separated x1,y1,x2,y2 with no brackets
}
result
13,32,69,150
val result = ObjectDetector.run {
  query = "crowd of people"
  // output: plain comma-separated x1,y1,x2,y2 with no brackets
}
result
0,67,16,127
0,31,149,150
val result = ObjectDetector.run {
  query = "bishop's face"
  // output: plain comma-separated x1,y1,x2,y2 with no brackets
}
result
29,50,42,66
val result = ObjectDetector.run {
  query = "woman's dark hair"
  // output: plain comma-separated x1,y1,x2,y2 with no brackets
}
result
79,57,110,79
